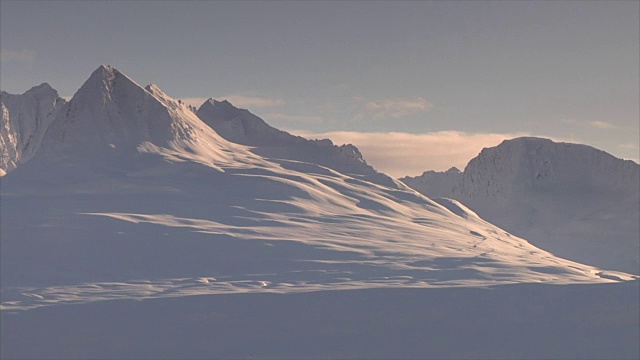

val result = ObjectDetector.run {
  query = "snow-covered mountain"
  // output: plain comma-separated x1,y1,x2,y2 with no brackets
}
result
2,66,633,311
2,66,638,359
196,98,399,187
35,66,257,170
0,83,66,175
401,137,640,274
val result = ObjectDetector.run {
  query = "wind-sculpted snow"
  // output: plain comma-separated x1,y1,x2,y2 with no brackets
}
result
0,83,65,175
1,67,635,314
196,98,400,188
2,66,638,359
2,164,633,312
402,137,640,274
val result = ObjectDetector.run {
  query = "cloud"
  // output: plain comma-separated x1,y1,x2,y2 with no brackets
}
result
589,121,615,129
618,143,639,150
264,113,325,124
360,97,433,119
561,118,616,129
290,130,529,178
0,49,36,64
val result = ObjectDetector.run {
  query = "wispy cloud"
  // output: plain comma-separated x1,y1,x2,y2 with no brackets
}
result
290,130,529,178
618,143,639,150
358,97,433,119
0,49,36,64
561,118,616,130
265,113,325,124
589,120,615,129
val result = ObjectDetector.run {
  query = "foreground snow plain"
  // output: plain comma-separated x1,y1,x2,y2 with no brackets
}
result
3,282,638,359
1,66,638,359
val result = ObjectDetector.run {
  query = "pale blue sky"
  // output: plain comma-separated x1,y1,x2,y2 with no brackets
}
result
1,1,638,175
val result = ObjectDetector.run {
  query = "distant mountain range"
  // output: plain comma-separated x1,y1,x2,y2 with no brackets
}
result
401,137,640,274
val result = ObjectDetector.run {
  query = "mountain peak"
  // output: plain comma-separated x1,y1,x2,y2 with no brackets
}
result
23,82,56,95
198,98,249,123
40,66,203,157
64,65,139,110
1,83,58,98
96,64,116,75
401,137,640,274
214,99,234,107
200,98,239,112
464,136,639,194
195,96,399,187
1,82,66,175
89,64,118,84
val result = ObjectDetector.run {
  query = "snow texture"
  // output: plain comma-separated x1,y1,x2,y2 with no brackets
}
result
401,137,640,274
2,66,638,358
196,98,400,187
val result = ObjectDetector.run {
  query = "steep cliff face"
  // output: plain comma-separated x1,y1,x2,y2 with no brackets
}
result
0,83,65,175
401,167,462,199
456,137,639,199
402,137,640,274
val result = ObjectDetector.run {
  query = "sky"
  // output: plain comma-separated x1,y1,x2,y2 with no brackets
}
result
1,0,638,177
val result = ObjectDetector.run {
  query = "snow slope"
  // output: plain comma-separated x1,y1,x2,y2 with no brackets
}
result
1,67,637,358
401,137,640,274
196,98,399,187
0,83,65,175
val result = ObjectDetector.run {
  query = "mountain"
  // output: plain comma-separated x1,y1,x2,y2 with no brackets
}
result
196,98,399,187
0,83,66,175
2,67,637,359
403,167,463,198
3,66,632,308
34,66,256,169
401,137,640,274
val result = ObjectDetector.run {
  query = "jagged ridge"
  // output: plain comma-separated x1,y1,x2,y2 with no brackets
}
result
0,83,65,175
196,97,400,187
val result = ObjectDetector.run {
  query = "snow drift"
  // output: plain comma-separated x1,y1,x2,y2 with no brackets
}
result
2,66,634,312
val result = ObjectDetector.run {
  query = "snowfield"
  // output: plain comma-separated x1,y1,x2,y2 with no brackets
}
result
401,137,640,274
1,66,638,359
